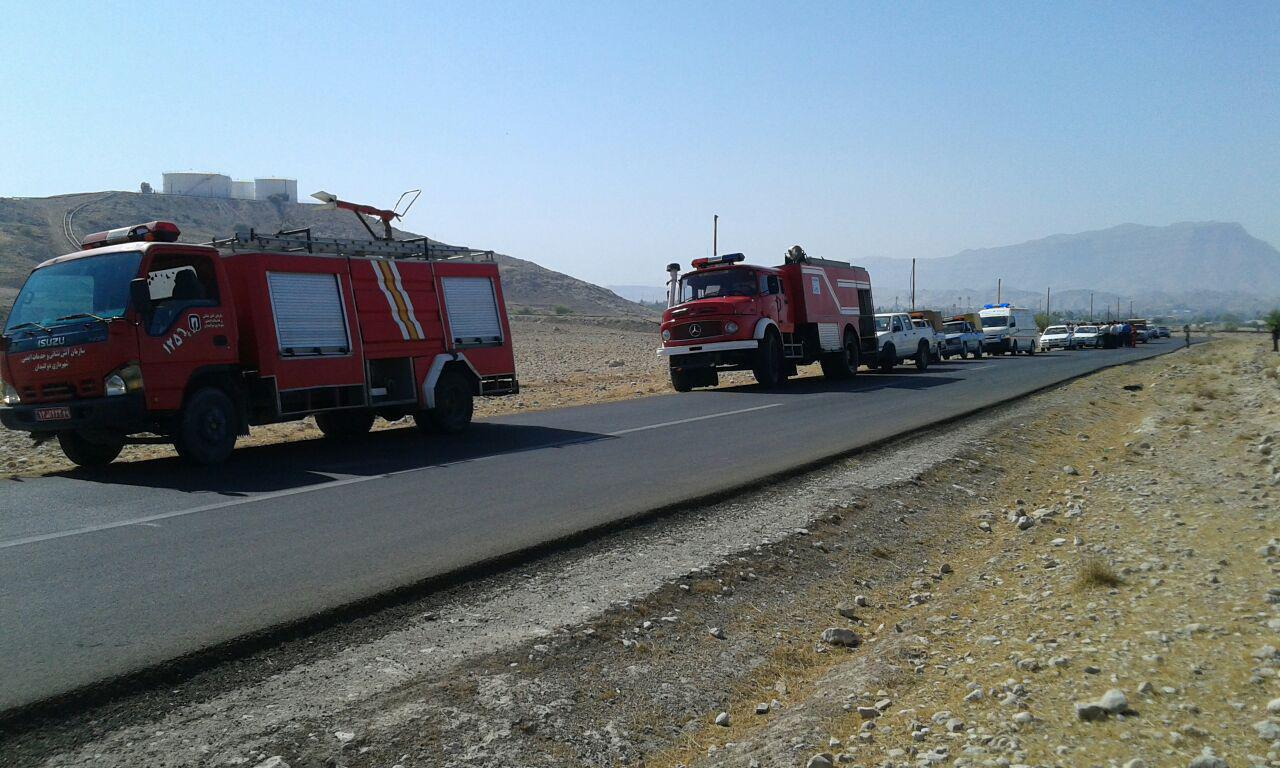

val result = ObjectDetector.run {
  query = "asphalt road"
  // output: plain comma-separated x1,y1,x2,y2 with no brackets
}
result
0,341,1184,711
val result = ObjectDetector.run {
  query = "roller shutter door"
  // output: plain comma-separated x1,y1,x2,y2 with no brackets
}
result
442,277,502,345
267,272,350,355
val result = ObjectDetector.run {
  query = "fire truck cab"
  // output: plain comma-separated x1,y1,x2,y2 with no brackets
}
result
658,247,877,391
0,221,518,466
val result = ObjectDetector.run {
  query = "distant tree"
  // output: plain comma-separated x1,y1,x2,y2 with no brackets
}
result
553,305,573,316
1264,308,1280,334
1034,312,1057,330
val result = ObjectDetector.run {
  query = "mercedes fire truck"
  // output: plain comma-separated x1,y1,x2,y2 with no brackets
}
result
658,246,877,391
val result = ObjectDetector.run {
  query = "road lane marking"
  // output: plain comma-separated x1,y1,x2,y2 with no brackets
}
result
0,403,785,550
607,403,782,436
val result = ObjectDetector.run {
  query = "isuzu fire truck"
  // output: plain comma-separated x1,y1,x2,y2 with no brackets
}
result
0,216,518,466
658,246,877,391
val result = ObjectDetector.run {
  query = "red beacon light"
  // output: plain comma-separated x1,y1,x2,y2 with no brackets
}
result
689,253,745,269
81,221,181,250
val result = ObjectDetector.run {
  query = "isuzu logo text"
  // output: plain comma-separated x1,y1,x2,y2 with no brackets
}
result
36,336,67,348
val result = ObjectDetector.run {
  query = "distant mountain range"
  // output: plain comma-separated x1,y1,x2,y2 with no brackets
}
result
859,222,1280,314
0,191,655,320
620,222,1280,316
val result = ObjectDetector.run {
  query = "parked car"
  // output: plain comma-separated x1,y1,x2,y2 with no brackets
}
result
874,312,934,371
1157,326,1171,338
1072,325,1101,348
1039,325,1075,351
941,318,984,358
911,318,945,362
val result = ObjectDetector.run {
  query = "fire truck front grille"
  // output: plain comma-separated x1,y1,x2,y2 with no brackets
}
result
669,321,724,341
20,379,99,403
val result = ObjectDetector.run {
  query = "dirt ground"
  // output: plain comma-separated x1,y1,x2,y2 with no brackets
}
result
6,336,1278,768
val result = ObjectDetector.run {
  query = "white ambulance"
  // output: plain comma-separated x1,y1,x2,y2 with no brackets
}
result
979,304,1040,355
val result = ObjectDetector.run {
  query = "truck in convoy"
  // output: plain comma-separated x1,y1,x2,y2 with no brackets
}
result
908,310,946,362
940,313,985,359
873,312,934,371
658,246,877,390
0,209,519,466
978,303,1039,355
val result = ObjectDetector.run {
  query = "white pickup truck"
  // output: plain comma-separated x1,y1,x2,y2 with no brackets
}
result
874,312,934,371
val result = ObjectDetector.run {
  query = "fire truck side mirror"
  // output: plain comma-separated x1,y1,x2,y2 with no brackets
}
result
129,278,153,322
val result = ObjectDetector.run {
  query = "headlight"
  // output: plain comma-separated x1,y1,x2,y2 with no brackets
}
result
1,381,19,406
724,321,739,334
105,363,143,396
661,329,672,341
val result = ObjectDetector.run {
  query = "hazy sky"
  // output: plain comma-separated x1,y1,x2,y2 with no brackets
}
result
1,1,1276,286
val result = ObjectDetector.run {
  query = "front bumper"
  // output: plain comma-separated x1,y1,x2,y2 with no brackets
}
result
0,393,149,434
657,339,759,357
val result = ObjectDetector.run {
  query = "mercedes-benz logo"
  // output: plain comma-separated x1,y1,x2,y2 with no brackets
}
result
689,323,702,337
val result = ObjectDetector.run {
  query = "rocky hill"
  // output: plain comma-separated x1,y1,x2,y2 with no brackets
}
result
859,222,1280,314
0,191,655,320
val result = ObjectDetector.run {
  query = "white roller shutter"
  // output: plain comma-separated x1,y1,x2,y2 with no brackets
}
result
442,277,502,345
267,272,350,355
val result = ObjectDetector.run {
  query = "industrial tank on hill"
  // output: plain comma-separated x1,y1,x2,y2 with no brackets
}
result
162,172,232,198
254,178,297,203
230,180,256,200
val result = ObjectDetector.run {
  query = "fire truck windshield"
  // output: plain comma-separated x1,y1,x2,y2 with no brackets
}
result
679,268,758,302
4,251,142,334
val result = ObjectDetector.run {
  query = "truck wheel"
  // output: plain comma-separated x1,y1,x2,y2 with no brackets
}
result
315,410,375,438
972,343,983,359
670,368,695,392
1008,340,1018,356
752,331,785,387
58,431,124,467
415,370,474,435
878,344,896,372
174,387,238,465
820,330,859,380
915,341,930,371
1027,342,1036,356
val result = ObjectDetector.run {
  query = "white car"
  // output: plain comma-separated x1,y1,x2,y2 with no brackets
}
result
1072,325,1101,348
1039,325,1075,351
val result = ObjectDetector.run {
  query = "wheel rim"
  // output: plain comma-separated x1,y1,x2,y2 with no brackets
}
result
200,408,228,446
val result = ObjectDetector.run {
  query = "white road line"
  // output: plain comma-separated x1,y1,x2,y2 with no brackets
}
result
0,403,784,550
607,403,782,436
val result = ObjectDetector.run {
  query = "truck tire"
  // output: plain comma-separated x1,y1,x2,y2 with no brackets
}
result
670,368,695,392
1008,340,1018,356
1026,342,1036,356
174,386,238,465
820,330,859,380
315,410,375,438
972,343,983,359
415,369,474,435
58,431,124,467
753,331,785,388
878,344,896,372
915,341,930,371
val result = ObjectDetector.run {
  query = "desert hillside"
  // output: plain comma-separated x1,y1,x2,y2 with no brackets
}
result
0,191,656,319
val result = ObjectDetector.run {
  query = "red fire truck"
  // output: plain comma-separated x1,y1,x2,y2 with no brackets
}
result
0,218,518,466
658,246,877,390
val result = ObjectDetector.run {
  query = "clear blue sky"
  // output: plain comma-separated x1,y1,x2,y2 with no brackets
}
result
1,1,1276,286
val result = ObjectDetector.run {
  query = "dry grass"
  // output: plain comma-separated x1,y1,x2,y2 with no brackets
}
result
1076,556,1124,590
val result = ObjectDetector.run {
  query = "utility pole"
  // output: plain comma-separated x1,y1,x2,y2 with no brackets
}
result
997,278,1002,305
911,258,916,311
712,214,718,258
1090,292,1094,322
1129,299,1134,318
1046,286,1051,316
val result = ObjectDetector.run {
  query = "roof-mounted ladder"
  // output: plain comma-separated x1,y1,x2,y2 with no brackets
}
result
207,228,495,261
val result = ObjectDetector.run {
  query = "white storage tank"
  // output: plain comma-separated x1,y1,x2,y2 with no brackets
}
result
162,172,232,198
231,180,256,200
254,178,297,203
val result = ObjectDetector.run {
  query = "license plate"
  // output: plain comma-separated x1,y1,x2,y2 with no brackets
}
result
34,406,72,422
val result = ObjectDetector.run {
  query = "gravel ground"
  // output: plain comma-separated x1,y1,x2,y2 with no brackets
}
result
0,316,668,477
5,338,1276,768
